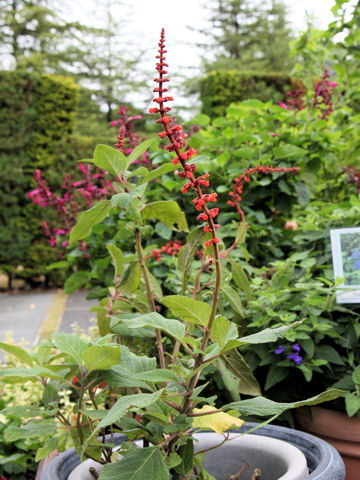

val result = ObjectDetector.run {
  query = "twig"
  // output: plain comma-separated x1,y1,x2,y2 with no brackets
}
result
229,461,250,480
89,467,99,479
251,469,261,480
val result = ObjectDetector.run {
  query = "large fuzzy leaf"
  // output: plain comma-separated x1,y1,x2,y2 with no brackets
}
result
224,389,344,416
93,144,127,178
100,447,168,480
70,200,111,245
141,201,188,232
120,313,185,343
161,295,211,326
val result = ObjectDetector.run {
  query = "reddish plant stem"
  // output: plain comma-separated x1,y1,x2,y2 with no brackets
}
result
134,227,166,369
152,29,222,412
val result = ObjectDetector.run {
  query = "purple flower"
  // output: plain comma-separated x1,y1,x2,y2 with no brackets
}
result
287,352,303,365
351,249,360,260
292,343,300,352
275,345,285,355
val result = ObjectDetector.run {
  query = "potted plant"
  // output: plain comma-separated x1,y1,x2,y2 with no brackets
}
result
0,29,345,480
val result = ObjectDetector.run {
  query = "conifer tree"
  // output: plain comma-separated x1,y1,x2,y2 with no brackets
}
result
200,0,293,73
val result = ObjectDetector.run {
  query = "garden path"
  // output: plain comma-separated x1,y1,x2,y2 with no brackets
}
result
0,290,97,362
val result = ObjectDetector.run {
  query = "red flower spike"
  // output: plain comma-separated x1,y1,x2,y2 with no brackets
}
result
150,28,221,249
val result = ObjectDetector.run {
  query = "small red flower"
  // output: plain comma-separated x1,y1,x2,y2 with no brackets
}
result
72,376,79,384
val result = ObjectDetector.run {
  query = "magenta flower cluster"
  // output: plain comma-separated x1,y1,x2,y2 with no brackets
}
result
27,165,113,253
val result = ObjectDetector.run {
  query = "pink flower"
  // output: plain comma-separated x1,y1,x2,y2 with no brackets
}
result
285,220,299,230
279,101,291,110
27,189,40,198
50,236,57,247
327,81,338,88
72,181,83,187
62,241,69,248
54,229,66,235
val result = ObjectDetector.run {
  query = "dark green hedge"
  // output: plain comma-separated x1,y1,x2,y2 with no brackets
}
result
0,71,80,286
200,71,302,117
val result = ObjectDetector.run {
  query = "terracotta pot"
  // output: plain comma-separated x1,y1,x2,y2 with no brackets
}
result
296,406,360,480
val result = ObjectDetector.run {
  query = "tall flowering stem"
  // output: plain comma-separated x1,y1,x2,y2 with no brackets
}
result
228,166,301,224
149,29,222,355
149,29,222,414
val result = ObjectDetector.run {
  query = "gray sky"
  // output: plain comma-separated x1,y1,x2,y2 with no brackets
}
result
63,0,346,114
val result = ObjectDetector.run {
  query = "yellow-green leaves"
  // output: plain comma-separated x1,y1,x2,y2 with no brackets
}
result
69,200,111,245
192,405,244,434
141,201,188,232
161,296,211,326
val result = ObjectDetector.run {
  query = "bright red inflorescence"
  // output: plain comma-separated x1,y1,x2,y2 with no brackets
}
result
147,240,182,262
312,69,338,120
148,28,220,247
228,166,300,223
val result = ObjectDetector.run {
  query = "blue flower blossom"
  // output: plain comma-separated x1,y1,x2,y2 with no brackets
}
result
275,345,285,355
351,249,360,261
287,352,303,365
292,343,300,352
350,250,360,270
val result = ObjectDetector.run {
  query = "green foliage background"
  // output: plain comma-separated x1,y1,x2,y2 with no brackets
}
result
0,71,80,285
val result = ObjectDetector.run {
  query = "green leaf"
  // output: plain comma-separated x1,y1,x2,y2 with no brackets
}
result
111,192,131,209
118,263,141,294
229,261,252,303
85,391,163,450
178,227,205,288
93,144,127,178
106,244,124,278
82,345,121,372
273,144,307,159
64,271,89,294
136,369,178,383
4,421,57,441
174,438,194,475
220,284,244,317
316,345,345,366
70,200,111,245
235,222,247,245
0,342,33,367
141,201,188,232
237,323,301,346
294,180,311,207
143,163,177,182
35,437,59,461
345,392,360,417
190,113,210,126
221,350,261,396
225,389,344,416
0,366,64,382
161,295,211,326
52,332,89,366
210,316,231,349
120,313,185,343
126,138,157,167
265,364,289,391
99,446,168,480
3,405,55,418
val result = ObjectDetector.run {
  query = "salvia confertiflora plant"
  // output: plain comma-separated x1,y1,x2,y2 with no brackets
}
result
0,29,342,480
